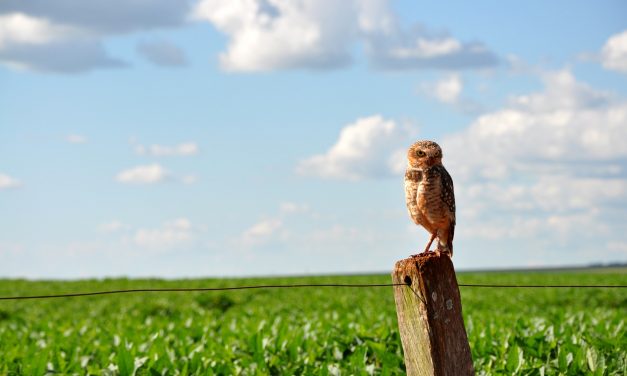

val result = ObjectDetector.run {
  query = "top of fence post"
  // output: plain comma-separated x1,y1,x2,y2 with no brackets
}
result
392,252,474,376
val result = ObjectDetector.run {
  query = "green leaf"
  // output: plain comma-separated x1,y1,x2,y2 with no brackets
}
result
506,345,523,374
594,353,607,376
117,345,134,376
558,347,573,371
587,347,598,372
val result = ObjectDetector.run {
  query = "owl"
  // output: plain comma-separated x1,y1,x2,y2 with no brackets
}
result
404,140,456,257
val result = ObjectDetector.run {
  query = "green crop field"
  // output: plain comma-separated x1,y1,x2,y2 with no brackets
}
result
0,270,625,375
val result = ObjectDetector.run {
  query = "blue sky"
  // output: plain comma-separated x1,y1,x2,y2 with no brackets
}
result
1,0,626,279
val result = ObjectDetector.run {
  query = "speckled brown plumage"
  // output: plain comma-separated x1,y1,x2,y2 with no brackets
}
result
404,140,456,257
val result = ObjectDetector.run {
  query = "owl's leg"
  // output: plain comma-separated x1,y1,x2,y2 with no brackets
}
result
424,233,436,253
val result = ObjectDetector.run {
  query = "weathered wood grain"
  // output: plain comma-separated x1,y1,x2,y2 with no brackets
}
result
392,252,474,376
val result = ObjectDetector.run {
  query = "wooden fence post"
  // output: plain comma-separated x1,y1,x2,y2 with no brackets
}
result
392,252,474,376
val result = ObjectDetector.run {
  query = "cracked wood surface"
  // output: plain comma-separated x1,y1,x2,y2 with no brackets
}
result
392,252,474,376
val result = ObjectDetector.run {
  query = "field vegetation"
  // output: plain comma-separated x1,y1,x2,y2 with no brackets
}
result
0,269,625,375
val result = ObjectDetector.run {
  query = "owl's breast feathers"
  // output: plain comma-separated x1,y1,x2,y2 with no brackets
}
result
404,165,456,233
404,168,422,226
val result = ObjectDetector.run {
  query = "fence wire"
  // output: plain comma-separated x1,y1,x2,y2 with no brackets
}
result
0,282,625,301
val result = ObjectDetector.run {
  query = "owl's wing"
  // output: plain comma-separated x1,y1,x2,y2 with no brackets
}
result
439,166,456,241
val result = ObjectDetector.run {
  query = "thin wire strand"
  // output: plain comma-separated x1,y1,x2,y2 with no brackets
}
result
459,284,627,288
0,283,625,301
0,283,404,301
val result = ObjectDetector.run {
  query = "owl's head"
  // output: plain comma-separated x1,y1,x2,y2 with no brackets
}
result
407,140,443,169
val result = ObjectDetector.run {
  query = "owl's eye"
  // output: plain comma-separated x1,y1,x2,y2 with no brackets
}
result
416,150,426,157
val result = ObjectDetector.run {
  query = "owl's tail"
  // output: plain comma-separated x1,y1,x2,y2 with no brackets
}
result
448,222,455,257
439,223,454,257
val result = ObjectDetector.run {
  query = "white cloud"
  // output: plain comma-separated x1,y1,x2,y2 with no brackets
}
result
376,4,497,71
133,218,194,249
239,218,283,246
236,202,310,247
0,12,78,48
192,0,497,72
0,38,124,73
390,37,462,59
1,1,496,73
442,69,627,242
66,134,87,144
365,28,498,71
601,30,627,73
458,211,609,242
297,115,417,180
0,12,124,73
419,74,482,114
0,1,191,73
1,0,497,73
115,164,169,184
0,1,189,34
445,70,627,182
0,173,22,189
135,142,198,156
459,177,626,215
424,73,462,103
192,0,357,71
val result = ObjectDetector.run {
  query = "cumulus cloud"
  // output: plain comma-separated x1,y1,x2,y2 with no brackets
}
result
239,218,283,246
136,39,187,67
420,74,483,114
135,142,199,156
601,30,627,73
0,12,124,72
443,69,627,241
0,39,124,73
0,173,22,189
133,218,194,249
1,0,497,73
366,30,498,71
236,202,310,247
445,70,626,182
297,115,417,180
458,210,610,242
0,1,192,73
192,0,357,71
0,12,77,47
0,0,189,33
115,164,169,184
192,0,498,72
428,73,462,103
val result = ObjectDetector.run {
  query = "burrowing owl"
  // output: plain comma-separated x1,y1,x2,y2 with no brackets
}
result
404,140,456,257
